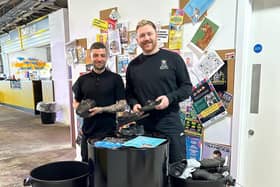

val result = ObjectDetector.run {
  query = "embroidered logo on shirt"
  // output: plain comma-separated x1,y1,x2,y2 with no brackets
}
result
160,60,168,70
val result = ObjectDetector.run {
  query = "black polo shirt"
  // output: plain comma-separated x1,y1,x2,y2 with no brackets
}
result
126,49,192,133
72,69,125,138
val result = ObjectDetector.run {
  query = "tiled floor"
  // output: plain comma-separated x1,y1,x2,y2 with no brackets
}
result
0,105,76,187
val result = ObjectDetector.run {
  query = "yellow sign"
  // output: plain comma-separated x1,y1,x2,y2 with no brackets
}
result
92,18,108,31
12,58,48,70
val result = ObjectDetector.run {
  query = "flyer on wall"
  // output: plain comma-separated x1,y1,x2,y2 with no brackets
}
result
219,91,233,109
202,141,231,167
96,33,108,45
168,8,184,50
107,29,122,56
126,31,137,54
117,22,129,44
181,51,201,85
116,54,130,77
184,99,203,137
195,50,224,80
210,60,227,92
182,50,224,85
191,79,227,127
183,0,215,24
189,17,219,52
186,134,202,161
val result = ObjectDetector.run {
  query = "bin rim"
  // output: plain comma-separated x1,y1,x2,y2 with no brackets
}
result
29,161,89,183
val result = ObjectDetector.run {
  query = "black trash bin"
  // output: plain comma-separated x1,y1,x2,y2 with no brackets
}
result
88,138,169,187
36,102,58,124
23,161,89,187
170,177,226,187
40,112,56,124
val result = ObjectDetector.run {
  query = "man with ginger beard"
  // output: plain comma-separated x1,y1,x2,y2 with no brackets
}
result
125,20,192,163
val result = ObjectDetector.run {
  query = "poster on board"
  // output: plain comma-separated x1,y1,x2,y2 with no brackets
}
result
183,0,215,24
186,134,202,160
184,99,203,137
108,30,121,56
195,51,224,80
191,79,227,127
202,141,231,167
189,17,219,52
116,55,130,77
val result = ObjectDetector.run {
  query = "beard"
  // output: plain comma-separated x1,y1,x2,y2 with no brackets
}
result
93,64,106,71
140,41,157,54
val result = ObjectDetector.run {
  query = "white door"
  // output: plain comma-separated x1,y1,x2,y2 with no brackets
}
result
243,0,280,186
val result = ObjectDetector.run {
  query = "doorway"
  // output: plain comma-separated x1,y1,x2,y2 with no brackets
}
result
234,0,280,186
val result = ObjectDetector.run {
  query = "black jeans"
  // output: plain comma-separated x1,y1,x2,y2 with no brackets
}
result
154,112,186,163
166,133,186,163
81,135,88,162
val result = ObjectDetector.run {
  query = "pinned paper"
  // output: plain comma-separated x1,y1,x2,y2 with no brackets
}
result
92,18,108,31
183,0,215,24
190,17,219,52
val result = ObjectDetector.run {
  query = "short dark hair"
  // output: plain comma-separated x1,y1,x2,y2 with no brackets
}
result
90,42,107,51
136,19,157,31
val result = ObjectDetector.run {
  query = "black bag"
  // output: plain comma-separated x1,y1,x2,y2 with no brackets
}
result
76,99,96,118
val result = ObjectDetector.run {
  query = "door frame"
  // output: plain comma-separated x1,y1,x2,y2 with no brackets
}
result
231,0,253,185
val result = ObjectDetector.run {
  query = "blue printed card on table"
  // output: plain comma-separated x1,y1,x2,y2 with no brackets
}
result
122,136,167,148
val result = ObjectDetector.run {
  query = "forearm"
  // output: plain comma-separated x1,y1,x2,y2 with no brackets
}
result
73,99,80,109
167,82,193,104
101,99,127,113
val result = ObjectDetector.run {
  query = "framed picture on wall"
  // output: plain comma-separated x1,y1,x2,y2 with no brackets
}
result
116,55,129,76
117,22,129,44
126,31,137,54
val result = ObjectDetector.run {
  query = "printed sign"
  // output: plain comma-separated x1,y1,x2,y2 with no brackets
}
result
92,18,109,31
191,79,227,127
202,141,231,167
186,135,202,160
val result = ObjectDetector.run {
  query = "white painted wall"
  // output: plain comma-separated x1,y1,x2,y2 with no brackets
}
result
49,8,71,125
68,0,178,45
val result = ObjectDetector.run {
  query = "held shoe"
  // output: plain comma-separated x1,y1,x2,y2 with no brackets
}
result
140,99,161,112
76,99,96,118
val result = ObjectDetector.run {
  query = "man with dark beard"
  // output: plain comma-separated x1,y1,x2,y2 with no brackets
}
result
72,42,126,162
126,20,192,164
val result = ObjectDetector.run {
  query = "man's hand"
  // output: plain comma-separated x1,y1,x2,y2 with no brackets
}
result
88,107,103,116
132,104,142,113
155,95,169,110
